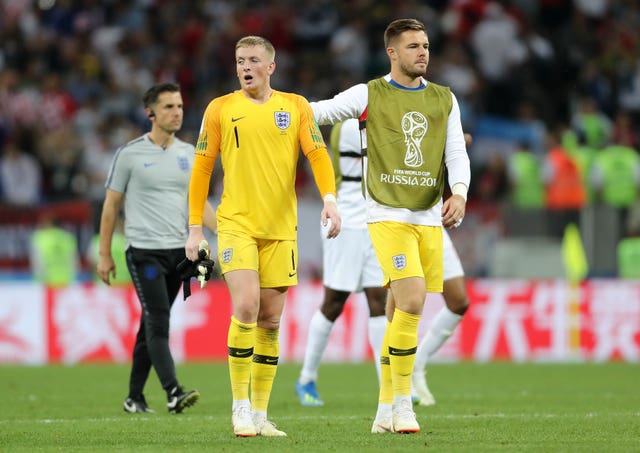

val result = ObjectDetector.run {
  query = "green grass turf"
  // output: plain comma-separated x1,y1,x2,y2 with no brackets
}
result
1,362,638,452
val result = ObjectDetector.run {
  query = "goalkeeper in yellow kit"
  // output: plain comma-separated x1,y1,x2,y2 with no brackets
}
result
186,35,341,437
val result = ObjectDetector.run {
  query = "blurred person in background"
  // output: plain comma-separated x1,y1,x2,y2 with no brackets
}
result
30,213,78,287
0,133,41,206
97,82,216,415
562,130,597,205
431,41,481,132
591,142,640,238
514,100,547,156
329,17,370,81
81,120,121,233
617,234,640,279
475,153,508,202
311,18,470,434
469,1,528,117
542,128,585,238
186,36,341,437
570,95,612,150
507,140,545,209
39,73,77,131
36,125,85,202
610,110,638,150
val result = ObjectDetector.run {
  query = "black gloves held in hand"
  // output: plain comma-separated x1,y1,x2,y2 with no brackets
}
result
177,248,215,300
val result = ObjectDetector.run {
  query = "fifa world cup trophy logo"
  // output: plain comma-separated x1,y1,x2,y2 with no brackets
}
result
401,111,428,168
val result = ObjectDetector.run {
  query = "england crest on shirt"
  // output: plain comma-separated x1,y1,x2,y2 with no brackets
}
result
177,155,189,172
274,111,290,130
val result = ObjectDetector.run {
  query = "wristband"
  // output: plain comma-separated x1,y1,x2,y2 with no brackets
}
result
451,183,468,202
323,193,337,204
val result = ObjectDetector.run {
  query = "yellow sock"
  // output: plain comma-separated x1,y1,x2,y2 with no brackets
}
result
250,327,279,412
228,316,256,401
378,322,393,404
389,308,420,397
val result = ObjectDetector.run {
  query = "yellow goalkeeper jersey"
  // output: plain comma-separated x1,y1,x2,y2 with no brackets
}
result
190,90,328,240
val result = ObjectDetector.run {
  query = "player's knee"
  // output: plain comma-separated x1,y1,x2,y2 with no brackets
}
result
395,297,424,315
234,300,260,322
320,300,345,321
444,277,470,315
449,295,469,316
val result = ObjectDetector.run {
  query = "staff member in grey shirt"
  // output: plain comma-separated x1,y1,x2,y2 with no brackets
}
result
97,82,216,414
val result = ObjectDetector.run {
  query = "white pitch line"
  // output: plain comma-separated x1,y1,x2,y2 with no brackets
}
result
1,412,638,425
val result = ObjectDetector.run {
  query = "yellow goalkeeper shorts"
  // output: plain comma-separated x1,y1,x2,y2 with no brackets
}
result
217,230,298,288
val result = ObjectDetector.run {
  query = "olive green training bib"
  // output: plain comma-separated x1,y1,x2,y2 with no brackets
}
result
364,78,452,210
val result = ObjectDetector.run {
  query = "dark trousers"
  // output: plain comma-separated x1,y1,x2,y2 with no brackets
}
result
125,246,185,399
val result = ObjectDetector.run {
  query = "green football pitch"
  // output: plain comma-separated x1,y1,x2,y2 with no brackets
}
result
2,362,638,452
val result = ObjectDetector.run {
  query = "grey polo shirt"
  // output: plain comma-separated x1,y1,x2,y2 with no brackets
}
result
105,134,195,250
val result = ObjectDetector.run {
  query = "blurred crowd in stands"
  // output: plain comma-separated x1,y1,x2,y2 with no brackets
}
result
2,0,640,278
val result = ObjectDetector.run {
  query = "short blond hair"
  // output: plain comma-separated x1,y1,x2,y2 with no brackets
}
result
236,35,275,61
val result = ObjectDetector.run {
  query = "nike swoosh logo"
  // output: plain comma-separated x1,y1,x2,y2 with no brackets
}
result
144,162,156,168
288,272,296,277
231,116,245,122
